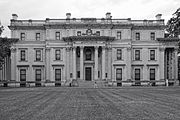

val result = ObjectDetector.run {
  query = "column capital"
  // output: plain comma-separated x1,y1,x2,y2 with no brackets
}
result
10,47,16,53
102,46,107,50
94,46,99,50
127,47,131,51
66,47,71,51
72,46,77,50
45,47,51,51
159,47,165,52
80,46,84,50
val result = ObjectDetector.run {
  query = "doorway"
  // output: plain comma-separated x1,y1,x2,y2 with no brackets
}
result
85,67,92,81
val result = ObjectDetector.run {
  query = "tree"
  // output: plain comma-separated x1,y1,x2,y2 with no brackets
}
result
0,24,18,70
166,8,180,37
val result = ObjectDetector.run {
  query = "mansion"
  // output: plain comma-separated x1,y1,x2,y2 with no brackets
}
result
0,13,179,87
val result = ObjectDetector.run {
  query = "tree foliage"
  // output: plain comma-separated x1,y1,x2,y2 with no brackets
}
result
166,8,180,37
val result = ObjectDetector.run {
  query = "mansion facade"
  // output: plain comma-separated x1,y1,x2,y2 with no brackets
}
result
2,13,179,87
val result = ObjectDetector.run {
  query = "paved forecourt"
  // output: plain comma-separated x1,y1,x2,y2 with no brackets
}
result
0,87,180,120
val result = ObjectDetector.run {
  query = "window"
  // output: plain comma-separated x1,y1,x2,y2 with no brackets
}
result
135,32,140,40
150,68,155,80
77,31,81,36
85,49,92,60
117,49,122,60
20,69,26,81
35,69,41,81
116,68,122,80
20,33,25,40
20,50,26,61
135,50,140,60
150,32,155,40
36,33,40,40
135,69,140,80
20,69,26,87
55,50,61,60
55,69,61,86
55,32,60,40
150,50,155,60
36,50,41,61
96,31,100,36
117,31,121,39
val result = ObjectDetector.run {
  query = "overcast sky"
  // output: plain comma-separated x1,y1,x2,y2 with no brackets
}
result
0,0,179,37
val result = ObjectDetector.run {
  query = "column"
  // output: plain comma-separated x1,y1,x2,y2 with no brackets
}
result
11,48,16,81
66,47,70,80
80,46,84,80
73,46,76,79
102,46,106,80
45,48,50,81
108,47,112,80
126,47,132,80
174,48,178,81
94,46,99,80
159,47,165,80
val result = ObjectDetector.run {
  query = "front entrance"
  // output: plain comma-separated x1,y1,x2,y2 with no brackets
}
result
85,67,92,81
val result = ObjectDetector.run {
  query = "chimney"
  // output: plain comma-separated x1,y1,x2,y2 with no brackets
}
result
106,12,111,19
66,13,71,19
155,14,162,20
12,14,18,20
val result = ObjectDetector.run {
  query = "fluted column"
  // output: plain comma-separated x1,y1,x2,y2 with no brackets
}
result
126,47,132,80
80,46,84,80
10,48,16,81
94,46,99,80
45,48,51,81
174,48,178,81
66,47,71,80
102,46,106,80
159,47,165,80
108,46,112,80
73,46,77,79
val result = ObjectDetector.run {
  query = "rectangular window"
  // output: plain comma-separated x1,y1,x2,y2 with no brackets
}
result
150,32,155,40
77,31,81,36
135,69,140,80
55,32,60,40
135,32,140,40
35,69,41,81
150,50,155,60
20,33,25,40
150,68,155,80
20,50,26,61
135,50,140,60
117,31,121,39
55,50,61,60
36,50,41,61
36,33,40,41
116,68,122,80
117,49,122,60
20,69,26,81
55,69,61,81
96,31,100,36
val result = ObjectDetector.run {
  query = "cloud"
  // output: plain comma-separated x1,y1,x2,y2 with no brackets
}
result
0,0,179,37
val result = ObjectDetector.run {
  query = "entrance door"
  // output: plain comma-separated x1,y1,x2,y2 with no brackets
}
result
85,67,91,81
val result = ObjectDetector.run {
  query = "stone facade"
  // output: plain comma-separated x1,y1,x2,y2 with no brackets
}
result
7,13,179,87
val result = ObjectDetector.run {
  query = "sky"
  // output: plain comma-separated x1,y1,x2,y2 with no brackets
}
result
0,0,179,37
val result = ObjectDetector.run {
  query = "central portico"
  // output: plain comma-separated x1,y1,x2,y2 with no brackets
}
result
63,35,115,81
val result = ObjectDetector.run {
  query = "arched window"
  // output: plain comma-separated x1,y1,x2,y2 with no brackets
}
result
86,49,92,60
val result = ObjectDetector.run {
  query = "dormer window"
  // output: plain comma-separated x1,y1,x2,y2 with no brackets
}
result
77,31,81,36
96,31,100,36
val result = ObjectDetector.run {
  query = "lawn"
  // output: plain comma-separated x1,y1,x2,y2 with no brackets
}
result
0,86,180,120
